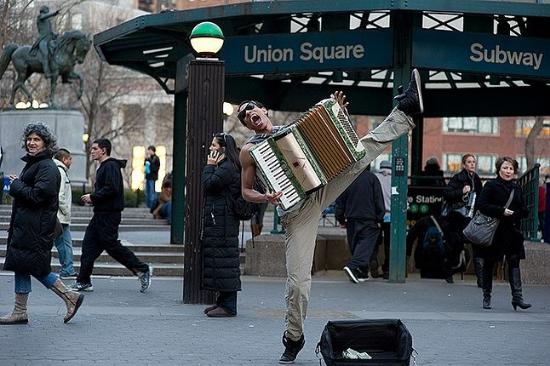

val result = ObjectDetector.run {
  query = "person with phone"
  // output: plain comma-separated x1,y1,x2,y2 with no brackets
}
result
476,156,531,311
201,132,242,317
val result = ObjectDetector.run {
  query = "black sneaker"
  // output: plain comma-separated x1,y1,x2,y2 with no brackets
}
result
343,266,364,284
70,282,94,292
138,264,153,293
394,68,424,115
279,333,305,364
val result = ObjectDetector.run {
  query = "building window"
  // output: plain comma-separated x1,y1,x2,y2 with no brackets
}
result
443,153,496,176
442,117,499,134
515,118,550,138
442,153,462,174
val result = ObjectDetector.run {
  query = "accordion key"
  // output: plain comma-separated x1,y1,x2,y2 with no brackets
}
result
250,98,365,210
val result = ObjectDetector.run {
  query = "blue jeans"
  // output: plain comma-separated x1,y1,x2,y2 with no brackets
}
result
145,179,157,208
15,272,57,294
160,202,172,224
54,224,75,275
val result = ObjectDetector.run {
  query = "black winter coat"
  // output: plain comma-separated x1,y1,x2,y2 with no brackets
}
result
476,177,528,260
4,151,60,277
443,169,483,232
201,159,241,292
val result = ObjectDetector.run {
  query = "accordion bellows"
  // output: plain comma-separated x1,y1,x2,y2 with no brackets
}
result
250,98,365,210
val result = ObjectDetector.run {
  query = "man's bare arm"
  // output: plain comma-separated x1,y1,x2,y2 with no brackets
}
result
240,144,282,205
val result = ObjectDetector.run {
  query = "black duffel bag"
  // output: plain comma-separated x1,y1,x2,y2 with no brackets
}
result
316,319,413,366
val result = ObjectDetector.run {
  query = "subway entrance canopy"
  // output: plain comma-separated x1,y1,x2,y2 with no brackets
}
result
93,0,550,282
94,0,550,117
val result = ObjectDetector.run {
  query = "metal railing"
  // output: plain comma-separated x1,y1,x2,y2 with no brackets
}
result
518,164,540,241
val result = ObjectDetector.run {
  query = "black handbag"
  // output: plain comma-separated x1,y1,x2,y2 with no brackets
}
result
316,319,413,366
463,190,514,247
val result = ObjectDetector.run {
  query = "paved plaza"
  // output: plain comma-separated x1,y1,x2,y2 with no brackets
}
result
1,271,549,366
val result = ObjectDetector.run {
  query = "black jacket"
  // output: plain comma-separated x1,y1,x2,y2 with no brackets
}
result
3,151,60,277
335,170,385,224
90,158,127,213
443,169,483,205
201,159,241,292
476,176,528,260
145,154,160,181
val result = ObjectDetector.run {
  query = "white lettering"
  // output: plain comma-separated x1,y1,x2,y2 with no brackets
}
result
244,44,293,63
300,42,366,64
470,42,544,71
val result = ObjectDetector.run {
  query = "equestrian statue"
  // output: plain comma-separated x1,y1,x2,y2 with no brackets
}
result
0,6,92,109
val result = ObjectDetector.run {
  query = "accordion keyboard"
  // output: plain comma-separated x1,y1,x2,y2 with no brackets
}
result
252,142,302,210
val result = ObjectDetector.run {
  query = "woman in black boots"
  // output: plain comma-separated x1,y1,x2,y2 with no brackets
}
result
476,156,531,311
1,123,84,325
201,133,242,317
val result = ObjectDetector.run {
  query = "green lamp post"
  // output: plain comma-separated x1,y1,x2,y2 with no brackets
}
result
189,21,224,57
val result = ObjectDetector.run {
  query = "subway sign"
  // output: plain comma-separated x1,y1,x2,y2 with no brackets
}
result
413,29,550,78
220,29,393,75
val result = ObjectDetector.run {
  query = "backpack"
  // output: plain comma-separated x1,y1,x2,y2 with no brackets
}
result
419,216,446,271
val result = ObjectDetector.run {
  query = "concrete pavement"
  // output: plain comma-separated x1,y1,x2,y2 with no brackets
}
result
1,272,549,366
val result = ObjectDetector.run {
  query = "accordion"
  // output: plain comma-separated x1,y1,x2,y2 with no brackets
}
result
250,98,365,210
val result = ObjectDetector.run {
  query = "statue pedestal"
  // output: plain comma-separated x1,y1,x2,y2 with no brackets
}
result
0,109,86,183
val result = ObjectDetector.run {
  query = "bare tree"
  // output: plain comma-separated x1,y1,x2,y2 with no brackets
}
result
525,116,545,171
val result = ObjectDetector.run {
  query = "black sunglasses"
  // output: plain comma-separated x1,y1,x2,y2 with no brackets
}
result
237,101,258,123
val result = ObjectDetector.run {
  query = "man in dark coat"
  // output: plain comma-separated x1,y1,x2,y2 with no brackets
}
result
72,138,152,293
1,123,84,325
335,169,385,283
144,145,161,209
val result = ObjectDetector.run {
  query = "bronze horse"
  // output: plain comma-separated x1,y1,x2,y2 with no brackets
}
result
0,30,91,108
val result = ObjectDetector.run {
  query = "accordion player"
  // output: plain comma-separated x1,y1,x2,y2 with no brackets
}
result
249,98,365,211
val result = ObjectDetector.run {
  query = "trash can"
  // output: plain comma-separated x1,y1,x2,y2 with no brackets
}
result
317,319,413,366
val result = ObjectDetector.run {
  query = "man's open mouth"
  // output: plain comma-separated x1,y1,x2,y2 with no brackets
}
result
251,114,261,125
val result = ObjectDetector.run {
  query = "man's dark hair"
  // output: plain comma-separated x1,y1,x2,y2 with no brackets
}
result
147,145,156,153
54,148,71,161
94,138,112,156
22,122,57,155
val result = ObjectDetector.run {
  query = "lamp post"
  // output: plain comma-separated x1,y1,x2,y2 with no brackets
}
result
181,22,225,304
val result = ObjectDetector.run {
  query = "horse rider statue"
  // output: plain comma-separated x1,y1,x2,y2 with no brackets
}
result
30,6,60,79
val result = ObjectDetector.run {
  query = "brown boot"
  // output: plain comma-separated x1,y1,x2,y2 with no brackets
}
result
51,279,84,323
0,293,29,325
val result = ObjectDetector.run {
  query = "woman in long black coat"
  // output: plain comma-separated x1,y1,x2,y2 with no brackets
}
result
1,123,84,325
443,154,483,284
201,133,242,317
476,156,531,311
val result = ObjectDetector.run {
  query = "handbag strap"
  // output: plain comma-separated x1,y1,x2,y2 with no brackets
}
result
430,215,444,235
504,189,515,209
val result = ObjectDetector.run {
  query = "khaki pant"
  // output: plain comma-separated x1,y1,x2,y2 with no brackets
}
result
280,108,414,341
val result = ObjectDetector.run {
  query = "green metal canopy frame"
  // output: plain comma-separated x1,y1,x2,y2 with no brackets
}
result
93,0,550,282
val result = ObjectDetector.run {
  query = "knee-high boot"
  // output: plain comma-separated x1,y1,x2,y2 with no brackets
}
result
482,261,493,310
473,257,484,288
509,267,531,311
51,279,85,323
0,293,29,325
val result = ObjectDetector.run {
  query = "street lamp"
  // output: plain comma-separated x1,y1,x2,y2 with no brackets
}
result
189,22,224,57
180,21,226,304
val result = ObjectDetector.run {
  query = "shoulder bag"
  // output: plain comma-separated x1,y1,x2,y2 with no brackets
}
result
463,190,514,247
